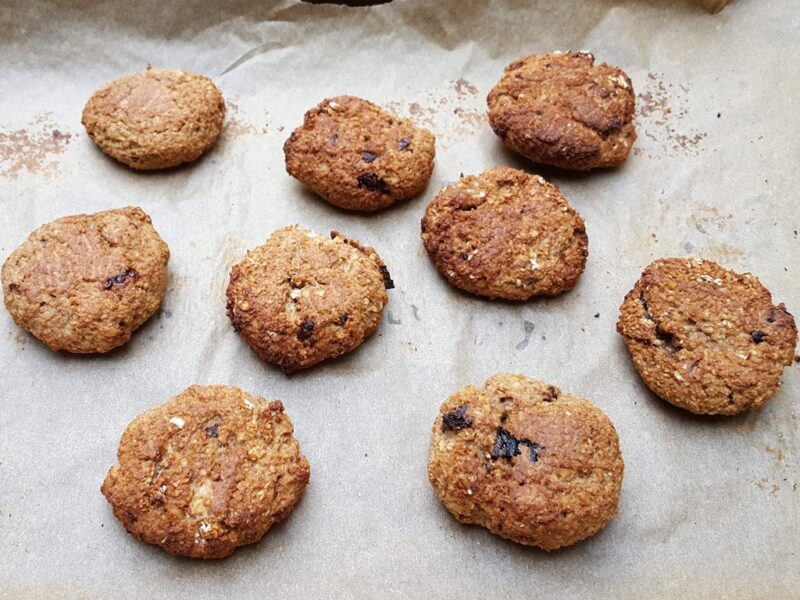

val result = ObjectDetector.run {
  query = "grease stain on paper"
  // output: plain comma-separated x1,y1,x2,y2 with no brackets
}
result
0,114,72,179
222,100,268,138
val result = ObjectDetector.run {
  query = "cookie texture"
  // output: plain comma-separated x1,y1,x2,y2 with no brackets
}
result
428,374,624,550
487,52,636,170
284,96,436,211
617,258,797,415
102,385,310,559
421,167,587,300
226,226,391,373
82,67,225,170
2,206,169,353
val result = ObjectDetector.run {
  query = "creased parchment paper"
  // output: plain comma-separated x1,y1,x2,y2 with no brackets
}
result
1,1,798,598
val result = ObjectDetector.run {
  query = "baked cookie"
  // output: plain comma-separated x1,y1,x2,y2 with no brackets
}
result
283,96,436,211
421,167,587,300
487,52,636,170
2,206,169,353
428,373,624,550
617,258,797,415
226,226,392,373
82,67,225,170
101,385,310,559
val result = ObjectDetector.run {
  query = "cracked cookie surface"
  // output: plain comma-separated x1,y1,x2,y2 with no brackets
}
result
1,206,169,353
226,226,390,372
617,258,797,415
421,167,587,300
487,52,636,170
284,96,436,211
82,66,225,170
102,385,310,559
428,373,624,550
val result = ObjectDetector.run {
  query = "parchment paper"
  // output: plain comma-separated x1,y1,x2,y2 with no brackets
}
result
1,1,798,598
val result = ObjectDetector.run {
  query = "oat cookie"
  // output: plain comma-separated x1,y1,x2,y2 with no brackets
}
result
283,96,436,211
2,206,169,353
226,226,391,372
487,52,636,170
102,385,310,559
82,67,225,170
428,374,624,550
421,167,587,300
617,258,797,415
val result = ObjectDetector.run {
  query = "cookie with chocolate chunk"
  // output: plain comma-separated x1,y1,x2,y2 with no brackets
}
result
617,258,798,415
226,226,391,372
487,52,636,170
82,66,225,170
428,373,624,550
1,206,169,353
283,96,436,211
421,167,587,300
101,385,310,559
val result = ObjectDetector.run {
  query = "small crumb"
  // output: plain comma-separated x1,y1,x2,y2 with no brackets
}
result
594,313,600,318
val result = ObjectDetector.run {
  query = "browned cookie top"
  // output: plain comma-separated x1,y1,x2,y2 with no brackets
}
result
421,167,588,300
283,96,436,211
617,258,797,415
428,373,624,551
226,226,391,373
82,67,225,170
1,206,169,353
487,52,636,170
101,385,310,559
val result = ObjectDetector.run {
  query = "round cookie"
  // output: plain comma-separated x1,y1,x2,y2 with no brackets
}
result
226,226,392,373
283,96,436,211
487,52,636,170
428,373,624,551
1,206,169,353
617,258,797,415
421,167,588,300
101,385,310,559
82,67,225,170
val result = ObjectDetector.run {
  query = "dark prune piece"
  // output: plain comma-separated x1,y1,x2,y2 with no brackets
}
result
543,386,558,401
460,253,469,260
297,319,314,341
398,137,410,150
362,150,377,163
751,331,767,343
330,133,338,146
491,428,520,460
520,440,544,463
442,405,473,431
379,265,395,289
337,313,349,326
8,283,20,292
103,269,138,290
205,423,219,438
357,172,389,194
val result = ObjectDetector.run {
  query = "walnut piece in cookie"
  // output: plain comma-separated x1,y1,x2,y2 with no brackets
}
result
421,167,588,300
428,373,624,550
1,206,169,353
487,52,636,170
226,226,391,373
101,385,310,559
617,258,798,415
82,67,225,170
283,96,436,211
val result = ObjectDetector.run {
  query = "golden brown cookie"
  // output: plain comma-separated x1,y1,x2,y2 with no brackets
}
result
283,96,436,211
421,167,587,300
428,373,624,550
101,385,310,559
617,258,797,415
226,226,391,373
1,206,169,353
82,67,225,170
487,52,636,170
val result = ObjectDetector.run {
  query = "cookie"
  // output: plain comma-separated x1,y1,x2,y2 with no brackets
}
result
82,67,225,170
2,206,169,353
487,52,636,170
283,96,436,211
101,385,310,559
617,258,797,415
226,226,391,373
421,167,587,300
428,373,624,550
